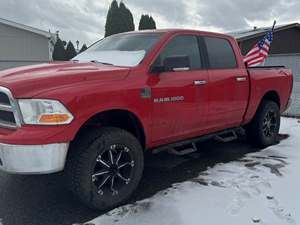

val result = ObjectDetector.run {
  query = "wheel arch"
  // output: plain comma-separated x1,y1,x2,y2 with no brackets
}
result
243,90,281,126
261,90,281,108
73,109,147,149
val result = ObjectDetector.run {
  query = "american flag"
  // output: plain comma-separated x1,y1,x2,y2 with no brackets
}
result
244,31,273,67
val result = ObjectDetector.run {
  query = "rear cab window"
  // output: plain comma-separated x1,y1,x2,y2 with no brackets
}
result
204,37,237,69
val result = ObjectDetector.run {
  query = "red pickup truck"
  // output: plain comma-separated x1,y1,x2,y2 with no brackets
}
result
0,29,293,210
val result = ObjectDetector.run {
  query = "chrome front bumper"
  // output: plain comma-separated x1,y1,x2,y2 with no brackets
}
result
0,143,69,174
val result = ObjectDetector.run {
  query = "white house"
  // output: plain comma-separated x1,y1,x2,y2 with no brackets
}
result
0,17,56,70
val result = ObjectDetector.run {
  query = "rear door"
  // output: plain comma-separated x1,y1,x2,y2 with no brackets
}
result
203,36,249,129
150,35,209,145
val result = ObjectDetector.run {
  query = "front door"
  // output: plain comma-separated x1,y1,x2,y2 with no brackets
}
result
149,35,209,146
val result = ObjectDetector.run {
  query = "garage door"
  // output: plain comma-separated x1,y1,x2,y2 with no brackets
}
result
266,54,300,116
266,54,300,81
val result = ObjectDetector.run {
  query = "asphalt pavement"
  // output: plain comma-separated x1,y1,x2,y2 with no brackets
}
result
0,136,280,225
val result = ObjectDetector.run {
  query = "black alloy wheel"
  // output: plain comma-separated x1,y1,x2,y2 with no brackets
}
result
262,110,278,137
92,144,135,197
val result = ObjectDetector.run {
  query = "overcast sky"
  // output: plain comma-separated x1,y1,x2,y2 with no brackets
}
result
0,0,299,47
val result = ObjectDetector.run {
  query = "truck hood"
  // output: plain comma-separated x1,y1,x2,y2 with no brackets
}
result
0,61,130,98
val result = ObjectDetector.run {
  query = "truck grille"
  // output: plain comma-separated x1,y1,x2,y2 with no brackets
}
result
0,87,21,129
0,93,10,105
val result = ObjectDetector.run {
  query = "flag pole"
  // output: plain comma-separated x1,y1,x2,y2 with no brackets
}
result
262,20,276,66
271,20,277,31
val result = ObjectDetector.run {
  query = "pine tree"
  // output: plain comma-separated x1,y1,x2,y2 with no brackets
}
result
126,6,135,31
149,16,156,29
105,0,121,37
79,44,88,53
139,14,157,30
52,38,67,61
138,15,145,30
105,0,135,37
119,2,135,32
66,41,77,60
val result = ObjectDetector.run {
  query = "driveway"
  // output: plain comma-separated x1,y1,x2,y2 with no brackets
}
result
0,133,279,225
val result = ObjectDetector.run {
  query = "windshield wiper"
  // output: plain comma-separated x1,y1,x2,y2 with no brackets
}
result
90,60,114,66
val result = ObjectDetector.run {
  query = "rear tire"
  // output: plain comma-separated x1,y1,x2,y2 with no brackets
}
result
65,127,144,210
246,100,280,147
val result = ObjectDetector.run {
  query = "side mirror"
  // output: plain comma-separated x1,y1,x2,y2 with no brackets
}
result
150,65,165,74
150,55,191,74
163,55,190,72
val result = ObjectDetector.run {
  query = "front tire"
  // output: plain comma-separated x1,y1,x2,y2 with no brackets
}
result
65,127,144,210
246,100,280,147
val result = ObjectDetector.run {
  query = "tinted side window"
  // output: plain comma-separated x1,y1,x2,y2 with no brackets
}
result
204,37,237,69
155,35,202,70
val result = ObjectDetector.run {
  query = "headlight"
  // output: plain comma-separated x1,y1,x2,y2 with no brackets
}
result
18,99,74,125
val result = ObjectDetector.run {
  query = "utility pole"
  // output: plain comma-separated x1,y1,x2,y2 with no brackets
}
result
76,40,80,53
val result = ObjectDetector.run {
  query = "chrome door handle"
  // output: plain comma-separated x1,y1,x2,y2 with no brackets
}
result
194,80,207,86
236,77,247,82
173,67,190,72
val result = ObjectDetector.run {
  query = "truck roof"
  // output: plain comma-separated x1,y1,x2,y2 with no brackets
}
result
122,28,235,40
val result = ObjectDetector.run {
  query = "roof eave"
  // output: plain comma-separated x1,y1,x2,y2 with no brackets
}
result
0,17,52,39
236,23,300,42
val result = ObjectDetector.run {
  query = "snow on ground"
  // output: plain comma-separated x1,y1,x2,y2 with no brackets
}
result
89,118,300,225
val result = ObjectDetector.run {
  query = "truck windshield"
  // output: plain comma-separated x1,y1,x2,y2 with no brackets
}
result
73,33,163,67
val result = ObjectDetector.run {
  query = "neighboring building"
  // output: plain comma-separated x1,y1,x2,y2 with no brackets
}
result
231,23,300,82
0,18,56,70
231,23,300,116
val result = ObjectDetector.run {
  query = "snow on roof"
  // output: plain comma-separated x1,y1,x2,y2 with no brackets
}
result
0,17,53,39
229,23,300,41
